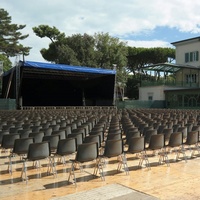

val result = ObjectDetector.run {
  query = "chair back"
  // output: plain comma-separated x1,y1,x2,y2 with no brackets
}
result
143,126,154,136
13,138,34,154
52,130,66,139
163,128,173,144
103,139,124,158
185,123,193,133
106,133,122,141
2,134,20,149
125,131,140,144
89,131,104,143
76,142,98,163
91,126,104,133
68,132,84,147
148,134,164,150
192,125,200,132
72,128,86,138
10,127,23,134
185,131,199,145
56,138,77,156
42,135,60,152
144,129,157,145
127,137,145,154
18,129,32,138
27,141,51,161
177,127,187,140
107,129,122,135
39,127,52,136
168,132,183,147
0,130,9,145
31,125,42,132
172,124,181,132
157,125,167,134
29,132,45,143
49,124,60,131
84,135,101,148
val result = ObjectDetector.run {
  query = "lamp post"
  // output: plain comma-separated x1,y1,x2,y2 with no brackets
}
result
0,61,3,96
112,64,117,106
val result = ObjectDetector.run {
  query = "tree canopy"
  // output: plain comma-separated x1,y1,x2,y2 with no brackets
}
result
33,25,128,69
33,25,129,85
127,46,175,75
0,8,31,58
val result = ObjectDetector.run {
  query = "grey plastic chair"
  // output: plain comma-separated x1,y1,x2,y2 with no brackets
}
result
146,134,169,167
183,131,200,157
177,127,187,142
0,130,9,146
99,139,129,179
162,128,173,145
106,133,122,141
172,124,181,132
1,134,20,153
157,125,168,134
18,129,32,138
68,132,84,148
52,130,66,139
89,130,105,143
9,137,34,174
52,137,77,170
39,127,52,136
125,136,150,169
9,127,23,134
144,129,157,147
125,131,141,145
68,142,101,186
42,135,60,153
30,125,42,132
29,132,45,143
167,132,187,162
21,141,53,184
84,134,101,149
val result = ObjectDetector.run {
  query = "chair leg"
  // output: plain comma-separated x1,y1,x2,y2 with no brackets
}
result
21,160,28,184
158,148,170,167
8,154,13,174
117,153,129,175
140,150,150,169
47,156,57,177
68,162,77,187
175,146,187,162
94,158,105,181
180,145,187,162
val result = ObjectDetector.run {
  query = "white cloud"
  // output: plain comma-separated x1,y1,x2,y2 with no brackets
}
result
1,0,200,63
126,40,173,48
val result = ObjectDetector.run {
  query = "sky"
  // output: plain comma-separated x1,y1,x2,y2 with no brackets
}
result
2,0,200,65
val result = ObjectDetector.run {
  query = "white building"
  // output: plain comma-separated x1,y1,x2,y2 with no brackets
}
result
139,36,200,108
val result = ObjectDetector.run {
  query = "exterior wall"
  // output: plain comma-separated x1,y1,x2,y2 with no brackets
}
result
165,89,200,108
175,40,200,67
139,85,170,101
175,68,200,87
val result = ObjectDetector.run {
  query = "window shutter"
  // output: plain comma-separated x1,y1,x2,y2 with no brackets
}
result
185,53,189,62
196,51,199,61
190,52,193,62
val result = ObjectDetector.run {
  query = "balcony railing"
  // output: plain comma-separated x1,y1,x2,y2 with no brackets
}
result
141,79,199,88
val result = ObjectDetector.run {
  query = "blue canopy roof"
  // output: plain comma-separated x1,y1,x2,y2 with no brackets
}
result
20,60,116,75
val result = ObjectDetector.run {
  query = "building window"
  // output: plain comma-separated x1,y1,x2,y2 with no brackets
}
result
148,93,153,101
185,51,199,63
186,74,197,83
148,96,153,101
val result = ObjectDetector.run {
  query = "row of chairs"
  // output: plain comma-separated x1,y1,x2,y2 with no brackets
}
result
1,108,200,186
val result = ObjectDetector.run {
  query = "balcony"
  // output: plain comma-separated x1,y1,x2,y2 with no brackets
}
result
140,79,199,88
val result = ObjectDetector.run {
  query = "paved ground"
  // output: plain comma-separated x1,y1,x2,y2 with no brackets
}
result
51,184,159,200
